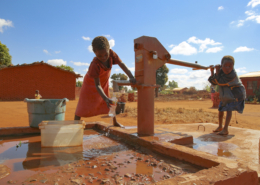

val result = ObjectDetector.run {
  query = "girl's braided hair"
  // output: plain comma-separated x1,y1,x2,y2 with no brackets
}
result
92,36,110,52
221,55,235,65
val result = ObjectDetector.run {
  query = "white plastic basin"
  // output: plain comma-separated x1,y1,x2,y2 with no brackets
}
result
38,120,86,147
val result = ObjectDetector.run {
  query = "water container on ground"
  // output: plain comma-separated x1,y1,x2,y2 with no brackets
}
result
38,120,86,147
24,98,69,128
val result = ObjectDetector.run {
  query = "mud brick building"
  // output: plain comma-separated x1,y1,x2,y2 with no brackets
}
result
0,61,81,101
239,71,260,98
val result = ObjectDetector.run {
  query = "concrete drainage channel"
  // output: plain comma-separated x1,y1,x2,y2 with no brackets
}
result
0,122,258,185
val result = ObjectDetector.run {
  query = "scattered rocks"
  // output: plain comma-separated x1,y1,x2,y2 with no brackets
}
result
71,178,81,184
92,165,97,169
40,179,48,183
124,173,132,178
101,179,110,184
7,180,17,184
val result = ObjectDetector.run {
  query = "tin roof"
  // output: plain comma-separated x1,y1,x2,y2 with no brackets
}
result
239,71,260,78
0,61,82,78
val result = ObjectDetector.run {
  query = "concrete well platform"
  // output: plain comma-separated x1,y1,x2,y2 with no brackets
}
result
1,122,259,185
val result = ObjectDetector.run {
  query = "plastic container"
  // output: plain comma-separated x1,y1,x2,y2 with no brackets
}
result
38,120,86,147
24,98,69,128
116,102,126,114
108,96,117,117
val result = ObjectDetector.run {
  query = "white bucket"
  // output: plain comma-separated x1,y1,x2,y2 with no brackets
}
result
38,120,86,147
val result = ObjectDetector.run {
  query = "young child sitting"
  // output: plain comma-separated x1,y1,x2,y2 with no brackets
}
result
35,90,42,99
74,36,136,127
208,56,246,135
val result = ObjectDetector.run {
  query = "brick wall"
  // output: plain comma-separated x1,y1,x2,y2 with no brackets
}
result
0,64,77,101
240,77,260,97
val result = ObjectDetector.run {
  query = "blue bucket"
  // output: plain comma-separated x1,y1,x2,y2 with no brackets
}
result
24,98,69,128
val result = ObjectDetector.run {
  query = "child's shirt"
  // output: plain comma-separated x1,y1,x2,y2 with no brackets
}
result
87,49,122,79
208,69,246,104
35,94,42,99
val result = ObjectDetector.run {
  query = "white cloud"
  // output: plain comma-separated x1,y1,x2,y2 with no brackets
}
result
115,68,121,72
170,68,188,74
109,39,115,49
187,36,222,52
236,67,247,73
70,61,90,66
234,46,254,52
234,10,260,27
82,36,91,41
0,18,13,33
43,49,49,55
88,45,93,52
237,20,245,27
83,68,88,72
169,44,174,48
129,67,135,72
168,69,211,90
169,41,197,55
104,35,111,38
55,51,61,54
247,0,260,8
206,46,223,53
218,6,224,10
245,11,260,23
47,59,66,66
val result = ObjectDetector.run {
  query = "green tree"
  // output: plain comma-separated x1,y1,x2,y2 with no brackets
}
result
57,64,74,72
155,64,169,97
168,80,178,89
76,81,83,87
110,73,128,81
203,82,211,92
0,41,12,66
111,73,128,90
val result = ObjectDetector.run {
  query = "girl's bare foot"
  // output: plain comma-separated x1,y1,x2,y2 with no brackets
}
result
217,129,229,135
213,126,223,132
113,121,124,128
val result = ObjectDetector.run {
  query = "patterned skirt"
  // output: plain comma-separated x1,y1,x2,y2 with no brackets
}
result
218,100,245,113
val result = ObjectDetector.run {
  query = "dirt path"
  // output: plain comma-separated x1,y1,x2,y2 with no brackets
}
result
0,99,260,130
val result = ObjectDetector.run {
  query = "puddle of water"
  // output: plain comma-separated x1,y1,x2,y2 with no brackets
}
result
0,129,204,185
182,138,237,158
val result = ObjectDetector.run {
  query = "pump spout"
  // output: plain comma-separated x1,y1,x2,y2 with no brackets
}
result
112,80,132,92
167,59,209,70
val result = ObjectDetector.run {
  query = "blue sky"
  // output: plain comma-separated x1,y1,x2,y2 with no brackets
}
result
1,0,259,89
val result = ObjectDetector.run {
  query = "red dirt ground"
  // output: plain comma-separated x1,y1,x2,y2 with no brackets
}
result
0,99,260,131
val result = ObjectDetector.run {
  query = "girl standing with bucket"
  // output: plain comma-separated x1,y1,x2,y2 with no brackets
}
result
74,36,136,127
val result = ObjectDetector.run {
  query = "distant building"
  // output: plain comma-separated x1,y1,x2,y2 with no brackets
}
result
172,87,188,94
0,61,81,101
239,71,260,98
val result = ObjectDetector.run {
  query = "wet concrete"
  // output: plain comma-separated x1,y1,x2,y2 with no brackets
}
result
0,129,203,184
153,123,260,178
